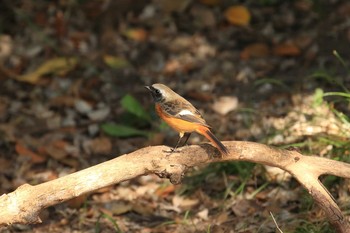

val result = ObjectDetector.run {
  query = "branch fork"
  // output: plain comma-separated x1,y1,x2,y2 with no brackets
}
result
0,141,349,232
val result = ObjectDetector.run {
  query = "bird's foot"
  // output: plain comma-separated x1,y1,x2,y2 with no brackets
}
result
163,147,181,155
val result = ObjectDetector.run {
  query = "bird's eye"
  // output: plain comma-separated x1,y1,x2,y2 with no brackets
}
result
155,89,161,95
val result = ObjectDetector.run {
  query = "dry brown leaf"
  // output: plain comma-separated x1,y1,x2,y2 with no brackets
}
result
85,137,112,155
163,58,195,74
240,43,270,60
18,57,77,84
124,28,148,42
67,194,88,209
172,195,199,209
212,96,238,116
273,43,301,56
214,211,229,224
225,5,251,26
155,184,176,197
49,95,76,107
163,59,181,74
43,140,70,160
0,35,13,61
191,5,217,28
264,165,292,183
110,202,133,215
186,90,213,102
232,199,257,217
197,208,209,220
15,142,46,163
132,202,154,216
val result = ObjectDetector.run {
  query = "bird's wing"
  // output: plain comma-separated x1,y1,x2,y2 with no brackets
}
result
162,100,210,128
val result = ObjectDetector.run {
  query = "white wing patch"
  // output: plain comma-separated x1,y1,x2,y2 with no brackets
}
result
178,109,194,116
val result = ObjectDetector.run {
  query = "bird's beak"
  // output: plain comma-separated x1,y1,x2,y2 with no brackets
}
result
144,86,152,92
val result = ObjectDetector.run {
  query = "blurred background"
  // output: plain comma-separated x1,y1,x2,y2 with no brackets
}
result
0,0,349,232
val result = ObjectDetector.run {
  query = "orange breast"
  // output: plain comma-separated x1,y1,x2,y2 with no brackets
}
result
155,104,202,133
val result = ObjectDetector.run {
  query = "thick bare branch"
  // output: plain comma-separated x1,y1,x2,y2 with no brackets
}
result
0,141,349,232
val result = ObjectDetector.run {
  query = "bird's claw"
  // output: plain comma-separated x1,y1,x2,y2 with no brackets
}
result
163,147,181,155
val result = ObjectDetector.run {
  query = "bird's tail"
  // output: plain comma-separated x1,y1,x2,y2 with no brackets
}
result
197,127,229,156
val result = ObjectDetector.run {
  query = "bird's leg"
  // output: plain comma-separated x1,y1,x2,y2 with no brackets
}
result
170,136,183,152
163,132,184,154
181,133,191,147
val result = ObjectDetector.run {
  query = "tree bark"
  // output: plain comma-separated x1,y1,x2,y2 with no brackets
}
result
0,141,349,232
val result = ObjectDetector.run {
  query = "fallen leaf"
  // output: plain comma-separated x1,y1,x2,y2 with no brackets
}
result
191,5,217,28
18,57,77,84
43,140,70,160
121,94,151,122
110,201,133,215
124,28,148,42
214,211,229,224
163,58,195,74
240,43,270,60
232,199,257,217
15,142,46,163
103,55,129,69
155,184,176,197
172,195,199,209
67,194,88,209
87,107,110,121
74,99,93,114
0,35,13,61
49,95,76,107
186,90,213,102
212,96,238,116
264,165,292,183
83,137,112,155
197,208,209,220
225,5,251,26
132,202,154,216
273,42,301,56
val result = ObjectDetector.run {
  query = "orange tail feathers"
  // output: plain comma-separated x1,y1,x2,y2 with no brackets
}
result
197,126,229,155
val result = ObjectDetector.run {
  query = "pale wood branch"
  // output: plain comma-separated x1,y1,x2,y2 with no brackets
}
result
0,141,349,232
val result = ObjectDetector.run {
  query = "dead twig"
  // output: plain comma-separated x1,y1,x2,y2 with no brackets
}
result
0,141,349,232
270,211,284,233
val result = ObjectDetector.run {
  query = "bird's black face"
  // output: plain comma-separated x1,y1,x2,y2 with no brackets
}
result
145,86,163,102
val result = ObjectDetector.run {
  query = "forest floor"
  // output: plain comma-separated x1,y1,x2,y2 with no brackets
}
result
0,0,350,232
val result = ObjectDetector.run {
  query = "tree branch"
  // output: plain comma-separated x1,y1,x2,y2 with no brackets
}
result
0,141,349,232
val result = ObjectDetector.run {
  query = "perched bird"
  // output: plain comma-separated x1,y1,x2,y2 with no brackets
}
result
145,83,229,155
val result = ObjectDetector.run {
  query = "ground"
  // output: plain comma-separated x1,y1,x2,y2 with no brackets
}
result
0,0,349,232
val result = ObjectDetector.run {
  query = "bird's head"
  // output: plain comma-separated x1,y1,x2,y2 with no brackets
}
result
145,83,177,102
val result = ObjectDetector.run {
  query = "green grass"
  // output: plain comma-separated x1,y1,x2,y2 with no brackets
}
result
294,221,335,233
179,161,256,197
95,213,123,233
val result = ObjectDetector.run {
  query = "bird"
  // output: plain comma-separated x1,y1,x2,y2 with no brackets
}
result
145,83,229,156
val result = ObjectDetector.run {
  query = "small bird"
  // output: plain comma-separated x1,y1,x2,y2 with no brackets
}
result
145,83,229,155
